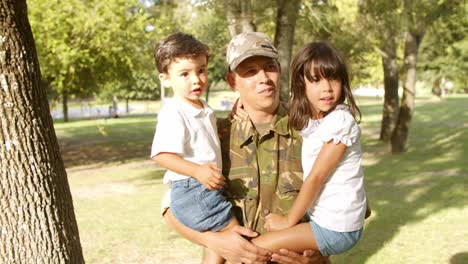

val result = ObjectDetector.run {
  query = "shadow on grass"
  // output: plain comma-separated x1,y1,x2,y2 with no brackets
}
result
450,252,468,264
333,97,468,263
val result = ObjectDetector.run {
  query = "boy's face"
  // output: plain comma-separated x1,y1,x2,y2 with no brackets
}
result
159,55,208,108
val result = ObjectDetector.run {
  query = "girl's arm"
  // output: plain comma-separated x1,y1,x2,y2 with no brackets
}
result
265,140,347,230
288,140,347,225
153,152,225,190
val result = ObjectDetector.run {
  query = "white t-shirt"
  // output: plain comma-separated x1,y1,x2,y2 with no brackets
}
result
300,104,366,232
151,98,222,184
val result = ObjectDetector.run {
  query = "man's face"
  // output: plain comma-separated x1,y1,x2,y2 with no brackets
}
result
228,56,280,115
159,55,208,108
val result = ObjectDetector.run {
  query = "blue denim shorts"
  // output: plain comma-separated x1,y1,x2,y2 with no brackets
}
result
309,220,363,256
170,178,233,232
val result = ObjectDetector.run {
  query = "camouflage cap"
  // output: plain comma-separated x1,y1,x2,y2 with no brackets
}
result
226,32,278,70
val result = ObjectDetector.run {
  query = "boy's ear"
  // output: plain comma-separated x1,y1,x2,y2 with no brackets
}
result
226,72,236,91
159,73,170,87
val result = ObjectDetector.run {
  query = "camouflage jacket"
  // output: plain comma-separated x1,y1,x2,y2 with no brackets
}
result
217,105,304,234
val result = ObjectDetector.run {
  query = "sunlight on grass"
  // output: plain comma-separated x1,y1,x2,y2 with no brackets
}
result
62,95,468,263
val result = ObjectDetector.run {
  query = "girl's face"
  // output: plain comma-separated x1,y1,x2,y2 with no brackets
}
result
304,71,342,119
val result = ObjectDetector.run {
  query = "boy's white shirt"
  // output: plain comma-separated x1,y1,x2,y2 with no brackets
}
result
300,104,367,232
151,98,222,184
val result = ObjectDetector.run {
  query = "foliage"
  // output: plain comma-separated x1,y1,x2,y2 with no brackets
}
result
418,4,468,92
28,0,162,102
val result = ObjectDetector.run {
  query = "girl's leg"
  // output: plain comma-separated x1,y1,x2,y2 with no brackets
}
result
251,222,319,253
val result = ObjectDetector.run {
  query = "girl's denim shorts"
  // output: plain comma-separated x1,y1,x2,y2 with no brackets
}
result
309,219,363,256
171,178,233,232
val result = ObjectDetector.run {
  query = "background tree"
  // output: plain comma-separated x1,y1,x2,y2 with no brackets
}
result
418,4,468,96
391,0,464,153
274,0,301,101
29,0,159,121
359,0,404,142
0,0,84,262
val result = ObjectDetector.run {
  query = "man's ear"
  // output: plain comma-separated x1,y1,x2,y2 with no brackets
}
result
226,71,236,91
159,73,170,87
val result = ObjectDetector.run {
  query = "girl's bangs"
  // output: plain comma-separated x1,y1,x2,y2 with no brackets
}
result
304,53,345,83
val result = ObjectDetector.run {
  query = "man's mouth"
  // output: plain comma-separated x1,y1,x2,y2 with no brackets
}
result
257,86,275,96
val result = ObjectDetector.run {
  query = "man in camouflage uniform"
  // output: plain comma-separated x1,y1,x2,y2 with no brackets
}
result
164,32,327,264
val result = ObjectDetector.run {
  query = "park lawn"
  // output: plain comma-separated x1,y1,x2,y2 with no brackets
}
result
58,95,468,264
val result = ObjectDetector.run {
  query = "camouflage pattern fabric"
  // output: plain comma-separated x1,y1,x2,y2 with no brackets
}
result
217,104,304,234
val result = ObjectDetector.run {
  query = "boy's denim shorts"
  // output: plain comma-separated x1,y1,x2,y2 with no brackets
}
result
170,178,233,232
309,219,363,256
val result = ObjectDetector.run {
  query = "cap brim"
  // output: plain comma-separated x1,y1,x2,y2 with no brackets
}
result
229,50,278,71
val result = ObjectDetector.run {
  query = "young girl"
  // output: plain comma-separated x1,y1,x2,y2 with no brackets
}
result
252,41,367,258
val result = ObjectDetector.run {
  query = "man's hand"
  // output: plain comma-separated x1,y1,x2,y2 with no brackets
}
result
264,213,292,232
193,164,224,190
205,225,272,264
271,249,328,264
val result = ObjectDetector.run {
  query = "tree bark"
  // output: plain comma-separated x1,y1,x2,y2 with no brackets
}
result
274,0,300,102
225,0,256,37
0,0,84,263
379,36,400,142
62,90,68,122
391,31,424,153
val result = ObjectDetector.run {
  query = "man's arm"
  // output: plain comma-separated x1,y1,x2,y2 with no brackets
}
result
164,209,272,263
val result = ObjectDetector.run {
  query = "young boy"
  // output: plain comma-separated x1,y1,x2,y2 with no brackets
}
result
151,32,238,263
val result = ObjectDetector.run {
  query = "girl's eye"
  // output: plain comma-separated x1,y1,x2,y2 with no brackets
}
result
180,72,188,77
199,68,206,74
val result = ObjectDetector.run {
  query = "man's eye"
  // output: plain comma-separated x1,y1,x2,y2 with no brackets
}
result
265,64,278,71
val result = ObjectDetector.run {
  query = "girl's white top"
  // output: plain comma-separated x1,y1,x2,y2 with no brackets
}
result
300,104,366,232
151,98,222,184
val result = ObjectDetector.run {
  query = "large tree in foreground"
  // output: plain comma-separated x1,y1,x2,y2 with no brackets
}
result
0,0,84,262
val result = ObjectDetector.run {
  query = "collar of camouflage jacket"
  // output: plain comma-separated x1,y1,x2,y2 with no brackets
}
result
237,103,290,148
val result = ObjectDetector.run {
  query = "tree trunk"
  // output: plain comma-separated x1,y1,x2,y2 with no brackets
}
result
274,0,300,102
391,32,424,153
0,0,84,263
379,37,400,142
62,90,68,122
225,0,255,37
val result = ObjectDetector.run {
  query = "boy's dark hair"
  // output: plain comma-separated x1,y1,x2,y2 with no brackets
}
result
289,41,361,131
154,32,209,73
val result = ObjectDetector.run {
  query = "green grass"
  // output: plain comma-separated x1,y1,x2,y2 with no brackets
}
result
59,95,468,263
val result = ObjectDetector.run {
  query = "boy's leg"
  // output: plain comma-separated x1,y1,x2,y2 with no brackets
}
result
251,222,319,253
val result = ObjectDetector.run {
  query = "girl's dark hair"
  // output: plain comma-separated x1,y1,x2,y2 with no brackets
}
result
288,41,361,131
154,32,209,73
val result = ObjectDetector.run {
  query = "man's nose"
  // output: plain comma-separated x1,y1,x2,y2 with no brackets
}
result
256,69,269,83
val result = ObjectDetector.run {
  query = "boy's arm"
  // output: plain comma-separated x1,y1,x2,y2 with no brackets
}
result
164,209,272,263
153,152,224,190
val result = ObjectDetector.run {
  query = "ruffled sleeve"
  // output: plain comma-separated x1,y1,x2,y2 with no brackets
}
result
317,106,360,146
